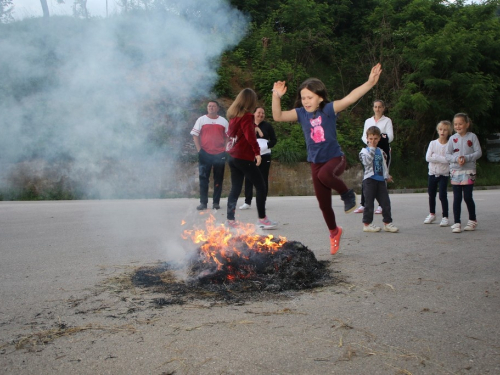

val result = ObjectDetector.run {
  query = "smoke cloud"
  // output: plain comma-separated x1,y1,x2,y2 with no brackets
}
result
0,1,248,199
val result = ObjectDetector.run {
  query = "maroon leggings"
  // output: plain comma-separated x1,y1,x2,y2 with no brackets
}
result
310,156,348,230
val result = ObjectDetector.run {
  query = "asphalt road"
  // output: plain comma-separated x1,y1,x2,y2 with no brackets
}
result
1,191,499,374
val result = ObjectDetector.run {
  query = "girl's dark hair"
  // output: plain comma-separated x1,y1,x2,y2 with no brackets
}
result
254,106,265,113
227,88,258,119
294,78,330,109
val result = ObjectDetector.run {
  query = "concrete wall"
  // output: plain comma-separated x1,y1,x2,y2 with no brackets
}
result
167,162,365,198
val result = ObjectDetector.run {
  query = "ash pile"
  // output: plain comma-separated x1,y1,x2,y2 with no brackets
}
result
131,238,338,305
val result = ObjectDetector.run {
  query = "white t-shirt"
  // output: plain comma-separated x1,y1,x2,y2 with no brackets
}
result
361,116,394,145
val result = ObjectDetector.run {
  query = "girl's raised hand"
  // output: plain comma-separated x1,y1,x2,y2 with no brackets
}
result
367,63,382,86
273,81,287,97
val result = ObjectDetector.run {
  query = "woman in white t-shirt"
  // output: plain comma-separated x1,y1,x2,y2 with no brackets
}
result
354,100,394,214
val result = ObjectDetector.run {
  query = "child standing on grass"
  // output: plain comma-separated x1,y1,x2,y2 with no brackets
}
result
424,120,452,226
272,63,383,254
359,126,398,233
446,113,482,233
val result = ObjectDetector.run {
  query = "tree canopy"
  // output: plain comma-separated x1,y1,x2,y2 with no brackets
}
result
223,0,500,160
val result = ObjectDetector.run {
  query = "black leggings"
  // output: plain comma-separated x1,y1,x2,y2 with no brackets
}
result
227,156,267,221
452,185,476,224
428,175,449,217
244,154,271,205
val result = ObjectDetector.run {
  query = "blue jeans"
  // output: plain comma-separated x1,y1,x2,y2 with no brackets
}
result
227,156,267,221
452,185,476,224
428,175,449,217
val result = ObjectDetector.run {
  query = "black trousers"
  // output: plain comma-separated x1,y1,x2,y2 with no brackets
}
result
244,154,271,205
428,175,449,217
198,149,226,205
362,178,392,224
452,185,476,223
227,156,267,221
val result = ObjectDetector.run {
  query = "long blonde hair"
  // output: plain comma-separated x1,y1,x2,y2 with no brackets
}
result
227,88,258,120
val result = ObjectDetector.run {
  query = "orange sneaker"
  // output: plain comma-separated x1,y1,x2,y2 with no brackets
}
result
330,226,343,255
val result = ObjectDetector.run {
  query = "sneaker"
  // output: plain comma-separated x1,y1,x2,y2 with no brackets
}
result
239,203,251,210
212,203,220,210
341,189,357,213
353,205,365,213
383,223,399,233
225,220,239,229
375,206,383,214
464,220,478,231
451,223,462,233
330,226,343,255
363,223,381,232
440,217,449,227
196,204,207,211
256,217,278,230
424,214,436,224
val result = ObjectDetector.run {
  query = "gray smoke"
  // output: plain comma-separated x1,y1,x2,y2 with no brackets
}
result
0,1,247,199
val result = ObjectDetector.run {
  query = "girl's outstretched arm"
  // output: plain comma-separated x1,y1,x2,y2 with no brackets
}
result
333,63,382,114
272,81,298,122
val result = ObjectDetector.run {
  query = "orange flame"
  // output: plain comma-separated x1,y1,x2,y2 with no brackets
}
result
182,214,287,272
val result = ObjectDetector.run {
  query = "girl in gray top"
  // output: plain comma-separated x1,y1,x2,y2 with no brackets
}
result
445,113,482,233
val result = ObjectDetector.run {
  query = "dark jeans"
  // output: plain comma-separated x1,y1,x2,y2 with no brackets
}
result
452,184,476,224
227,156,267,221
244,154,271,205
198,149,226,205
428,175,449,217
362,178,392,224
360,140,390,207
310,155,348,230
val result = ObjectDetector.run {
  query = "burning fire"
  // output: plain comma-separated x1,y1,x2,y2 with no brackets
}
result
181,214,287,279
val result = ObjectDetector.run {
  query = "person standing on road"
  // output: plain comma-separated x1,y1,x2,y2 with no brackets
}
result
272,63,383,255
225,89,278,230
446,113,482,233
359,126,398,233
354,100,394,215
239,107,277,210
190,100,229,211
423,120,452,227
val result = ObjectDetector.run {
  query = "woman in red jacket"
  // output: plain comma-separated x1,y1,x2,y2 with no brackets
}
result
225,88,277,230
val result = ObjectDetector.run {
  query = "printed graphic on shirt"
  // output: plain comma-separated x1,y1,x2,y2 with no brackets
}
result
374,152,383,177
310,116,325,143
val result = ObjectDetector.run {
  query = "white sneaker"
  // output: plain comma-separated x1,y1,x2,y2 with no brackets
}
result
375,206,383,214
424,214,436,224
353,205,365,213
440,217,449,227
464,220,478,231
383,223,399,233
239,203,251,210
363,223,381,232
451,223,461,233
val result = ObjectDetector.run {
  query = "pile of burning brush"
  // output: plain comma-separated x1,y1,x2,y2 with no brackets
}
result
131,215,335,303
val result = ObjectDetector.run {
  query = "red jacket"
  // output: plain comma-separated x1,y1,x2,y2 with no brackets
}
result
227,113,260,161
